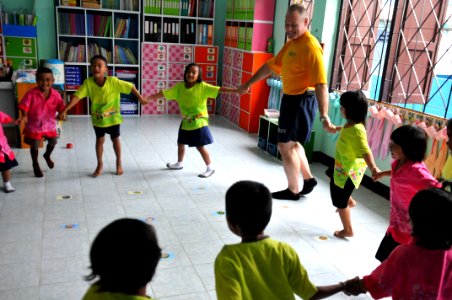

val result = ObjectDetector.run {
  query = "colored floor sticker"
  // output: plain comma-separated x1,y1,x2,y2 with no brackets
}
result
56,195,72,200
314,235,329,241
161,252,174,259
60,224,80,229
138,216,155,223
128,191,143,195
211,211,225,216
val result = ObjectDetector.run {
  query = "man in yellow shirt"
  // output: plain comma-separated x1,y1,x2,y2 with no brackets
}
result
238,4,334,200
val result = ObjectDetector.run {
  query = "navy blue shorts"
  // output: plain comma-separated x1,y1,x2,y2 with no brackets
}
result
0,154,18,172
94,125,120,139
177,124,213,147
375,232,400,262
278,92,317,144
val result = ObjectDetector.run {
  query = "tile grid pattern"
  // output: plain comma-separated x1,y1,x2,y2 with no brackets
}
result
0,116,390,299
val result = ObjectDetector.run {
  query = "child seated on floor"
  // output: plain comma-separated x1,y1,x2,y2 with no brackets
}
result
82,218,161,299
344,186,452,299
214,180,347,300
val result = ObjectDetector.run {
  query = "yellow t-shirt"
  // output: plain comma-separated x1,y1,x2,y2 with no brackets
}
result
442,155,452,181
82,284,152,300
214,238,318,300
334,123,371,189
163,82,220,130
267,31,327,95
74,76,133,128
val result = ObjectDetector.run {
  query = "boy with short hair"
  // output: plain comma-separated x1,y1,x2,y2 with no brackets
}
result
18,67,65,177
215,180,346,300
62,55,148,177
83,218,161,299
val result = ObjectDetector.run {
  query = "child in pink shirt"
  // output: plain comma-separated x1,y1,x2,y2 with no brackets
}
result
0,111,18,192
18,67,65,177
344,187,452,299
373,125,440,262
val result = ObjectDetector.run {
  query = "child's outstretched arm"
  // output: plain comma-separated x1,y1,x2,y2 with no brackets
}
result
145,91,164,102
343,276,367,296
219,86,238,94
310,283,346,299
16,109,28,125
363,152,381,179
131,86,149,105
60,94,82,120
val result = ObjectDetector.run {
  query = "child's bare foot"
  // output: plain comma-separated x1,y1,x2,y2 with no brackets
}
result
334,230,354,238
43,154,54,169
92,163,103,177
116,163,123,175
348,198,357,208
33,163,43,178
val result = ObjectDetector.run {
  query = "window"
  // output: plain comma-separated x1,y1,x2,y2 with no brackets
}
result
331,0,452,119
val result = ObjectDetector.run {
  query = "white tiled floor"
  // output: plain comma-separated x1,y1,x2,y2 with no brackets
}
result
0,116,390,299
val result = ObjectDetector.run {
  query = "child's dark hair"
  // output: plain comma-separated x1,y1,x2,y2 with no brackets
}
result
225,181,272,237
90,55,108,67
36,67,53,77
447,118,452,128
85,218,161,294
339,90,368,125
183,63,203,84
409,187,452,250
390,124,427,162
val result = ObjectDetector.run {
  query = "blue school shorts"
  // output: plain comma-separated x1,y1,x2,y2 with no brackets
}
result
278,91,317,144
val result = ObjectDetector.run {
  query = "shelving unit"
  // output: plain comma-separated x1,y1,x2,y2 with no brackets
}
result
220,0,275,133
141,0,218,116
55,0,141,116
258,115,315,162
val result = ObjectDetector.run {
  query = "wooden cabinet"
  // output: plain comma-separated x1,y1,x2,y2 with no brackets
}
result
141,0,218,116
141,43,218,115
221,0,275,133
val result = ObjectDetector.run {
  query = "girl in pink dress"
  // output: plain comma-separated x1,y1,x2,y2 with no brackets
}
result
373,124,440,262
0,111,18,192
344,187,452,299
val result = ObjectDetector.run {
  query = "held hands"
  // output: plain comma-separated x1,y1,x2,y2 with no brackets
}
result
237,84,250,95
321,118,336,133
372,170,386,181
343,277,365,296
15,115,27,125
138,96,149,105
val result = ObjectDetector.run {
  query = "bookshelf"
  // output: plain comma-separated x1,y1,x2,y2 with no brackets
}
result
141,0,218,116
221,0,275,133
55,0,141,116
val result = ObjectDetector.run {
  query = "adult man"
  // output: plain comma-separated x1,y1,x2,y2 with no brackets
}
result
238,4,334,200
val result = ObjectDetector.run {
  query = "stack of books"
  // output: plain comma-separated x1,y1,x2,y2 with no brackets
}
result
82,0,101,9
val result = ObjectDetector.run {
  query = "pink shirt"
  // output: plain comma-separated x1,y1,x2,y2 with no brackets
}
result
363,242,452,299
389,160,440,244
0,111,15,163
18,87,65,140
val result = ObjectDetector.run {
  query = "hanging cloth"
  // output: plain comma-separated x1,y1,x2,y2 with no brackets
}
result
434,141,449,179
425,139,438,175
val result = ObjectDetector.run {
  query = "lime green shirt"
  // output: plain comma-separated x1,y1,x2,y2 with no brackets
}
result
82,284,152,300
442,155,452,181
334,123,371,189
74,76,133,128
214,238,318,300
162,82,220,130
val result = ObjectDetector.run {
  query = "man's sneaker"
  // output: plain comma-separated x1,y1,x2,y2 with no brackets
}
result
299,178,318,196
